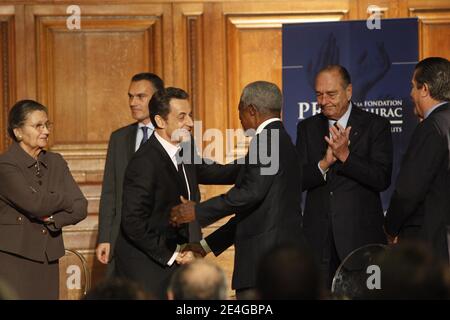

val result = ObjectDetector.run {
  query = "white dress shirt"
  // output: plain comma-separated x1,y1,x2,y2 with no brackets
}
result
255,117,282,135
154,131,191,265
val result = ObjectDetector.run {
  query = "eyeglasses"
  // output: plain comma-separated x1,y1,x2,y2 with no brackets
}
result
26,122,53,131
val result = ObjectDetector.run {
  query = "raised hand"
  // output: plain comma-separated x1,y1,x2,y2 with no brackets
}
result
383,226,398,245
325,123,351,162
319,145,337,172
169,196,196,227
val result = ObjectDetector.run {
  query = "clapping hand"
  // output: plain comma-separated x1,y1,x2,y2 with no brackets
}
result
325,123,351,162
383,226,398,245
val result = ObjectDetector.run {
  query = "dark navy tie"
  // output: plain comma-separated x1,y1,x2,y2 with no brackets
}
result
140,126,149,148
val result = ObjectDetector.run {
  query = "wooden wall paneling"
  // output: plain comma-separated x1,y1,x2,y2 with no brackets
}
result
408,3,450,60
173,3,205,131
201,3,228,142
175,3,233,165
26,4,172,182
0,6,15,153
13,5,28,101
0,21,5,153
24,5,38,100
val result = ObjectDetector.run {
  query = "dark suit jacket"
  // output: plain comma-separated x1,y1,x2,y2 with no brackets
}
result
196,121,305,290
98,123,137,259
386,102,450,262
296,105,392,262
0,142,87,262
114,134,239,298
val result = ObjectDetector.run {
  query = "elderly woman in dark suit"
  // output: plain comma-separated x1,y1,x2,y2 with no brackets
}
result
0,100,87,299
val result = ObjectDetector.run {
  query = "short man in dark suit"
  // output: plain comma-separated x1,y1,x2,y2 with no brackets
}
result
296,65,393,288
170,81,305,299
115,87,239,299
385,57,450,263
96,73,164,277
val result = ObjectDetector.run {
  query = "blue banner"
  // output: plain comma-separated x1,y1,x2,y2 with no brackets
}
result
282,18,419,209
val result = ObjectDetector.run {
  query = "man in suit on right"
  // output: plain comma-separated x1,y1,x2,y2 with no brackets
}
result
296,65,393,288
385,57,450,263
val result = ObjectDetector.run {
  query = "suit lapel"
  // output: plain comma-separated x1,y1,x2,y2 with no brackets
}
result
126,123,138,161
315,114,329,160
181,139,199,201
346,106,364,149
184,164,197,201
143,135,191,241
149,135,190,200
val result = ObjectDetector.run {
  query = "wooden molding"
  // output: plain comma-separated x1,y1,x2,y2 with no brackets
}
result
0,13,15,153
409,7,450,59
50,143,107,180
227,12,348,29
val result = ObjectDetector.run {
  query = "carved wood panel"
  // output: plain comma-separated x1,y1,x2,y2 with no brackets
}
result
22,4,173,181
0,6,15,153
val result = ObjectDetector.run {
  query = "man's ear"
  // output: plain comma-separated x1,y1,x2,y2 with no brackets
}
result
420,83,430,98
346,83,353,101
155,115,166,129
247,104,257,116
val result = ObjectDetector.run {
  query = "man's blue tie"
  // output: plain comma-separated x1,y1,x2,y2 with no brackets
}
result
140,126,149,148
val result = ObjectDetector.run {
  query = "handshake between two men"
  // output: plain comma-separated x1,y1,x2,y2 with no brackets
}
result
171,196,206,265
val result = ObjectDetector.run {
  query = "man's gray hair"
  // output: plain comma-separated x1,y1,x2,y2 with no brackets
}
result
240,81,282,114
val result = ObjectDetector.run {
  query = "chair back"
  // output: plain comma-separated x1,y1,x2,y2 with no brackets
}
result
59,249,91,300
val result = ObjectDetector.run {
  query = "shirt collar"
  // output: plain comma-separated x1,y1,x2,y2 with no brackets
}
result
138,121,155,130
154,131,180,159
424,101,448,120
328,102,352,128
10,141,48,168
255,118,282,135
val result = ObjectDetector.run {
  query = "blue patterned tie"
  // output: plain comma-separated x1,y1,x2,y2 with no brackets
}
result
140,126,149,148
